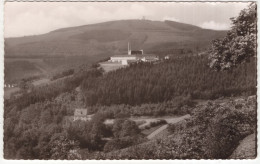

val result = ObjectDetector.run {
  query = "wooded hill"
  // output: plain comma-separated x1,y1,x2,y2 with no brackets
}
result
81,56,256,106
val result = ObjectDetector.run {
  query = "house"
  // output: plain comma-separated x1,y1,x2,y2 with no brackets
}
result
109,43,158,65
141,55,159,62
73,108,91,121
4,83,16,88
110,55,137,65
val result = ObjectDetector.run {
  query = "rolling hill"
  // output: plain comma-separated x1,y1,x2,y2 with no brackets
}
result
4,19,227,83
5,19,227,58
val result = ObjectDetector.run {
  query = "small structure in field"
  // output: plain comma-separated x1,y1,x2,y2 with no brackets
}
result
164,55,170,60
73,108,91,122
4,84,16,88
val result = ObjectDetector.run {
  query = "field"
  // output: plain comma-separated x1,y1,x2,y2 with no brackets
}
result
31,78,50,86
4,87,20,99
99,61,126,72
4,78,50,100
4,55,103,84
4,59,44,83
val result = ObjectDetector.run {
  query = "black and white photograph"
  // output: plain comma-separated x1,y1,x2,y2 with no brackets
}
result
1,0,257,160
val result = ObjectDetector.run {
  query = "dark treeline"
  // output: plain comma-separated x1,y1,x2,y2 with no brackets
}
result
88,96,196,118
81,56,256,106
51,68,74,81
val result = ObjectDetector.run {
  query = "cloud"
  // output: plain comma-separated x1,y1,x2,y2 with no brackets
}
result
199,21,230,30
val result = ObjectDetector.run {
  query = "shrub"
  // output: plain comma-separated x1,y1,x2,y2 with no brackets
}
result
103,136,146,153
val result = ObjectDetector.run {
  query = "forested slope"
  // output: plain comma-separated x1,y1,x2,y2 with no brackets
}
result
81,56,256,106
4,55,257,159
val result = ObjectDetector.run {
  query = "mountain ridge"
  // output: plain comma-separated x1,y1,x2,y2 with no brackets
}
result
5,19,227,58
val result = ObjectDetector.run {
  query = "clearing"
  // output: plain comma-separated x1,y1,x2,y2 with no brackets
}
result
99,61,126,72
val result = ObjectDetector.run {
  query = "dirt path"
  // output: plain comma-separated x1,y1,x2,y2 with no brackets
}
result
165,114,190,124
147,125,168,139
147,114,190,140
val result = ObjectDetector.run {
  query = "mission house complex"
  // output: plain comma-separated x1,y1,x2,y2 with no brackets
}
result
109,43,159,65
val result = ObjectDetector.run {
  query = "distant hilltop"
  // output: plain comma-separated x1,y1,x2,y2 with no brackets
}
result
5,19,227,60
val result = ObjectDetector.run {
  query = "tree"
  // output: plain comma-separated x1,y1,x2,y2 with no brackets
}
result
19,79,30,90
112,119,140,138
49,134,81,160
112,119,125,138
209,3,256,70
121,120,140,137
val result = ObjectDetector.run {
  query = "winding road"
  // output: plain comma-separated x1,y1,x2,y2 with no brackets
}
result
147,114,190,139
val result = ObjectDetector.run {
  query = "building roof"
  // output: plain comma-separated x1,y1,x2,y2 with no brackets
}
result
111,55,137,58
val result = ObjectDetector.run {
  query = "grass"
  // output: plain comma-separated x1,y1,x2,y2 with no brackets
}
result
4,55,102,84
31,78,50,86
4,87,20,99
99,62,126,72
4,59,44,83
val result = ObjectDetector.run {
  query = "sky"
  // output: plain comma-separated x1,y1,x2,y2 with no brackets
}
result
4,2,250,37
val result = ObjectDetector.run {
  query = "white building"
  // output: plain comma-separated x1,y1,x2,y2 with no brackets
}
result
73,108,92,122
4,84,16,88
141,55,159,62
109,43,158,65
110,55,137,65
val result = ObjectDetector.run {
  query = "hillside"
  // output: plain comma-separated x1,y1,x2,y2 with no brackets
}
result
81,56,256,106
4,55,256,159
5,19,227,58
4,19,227,83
